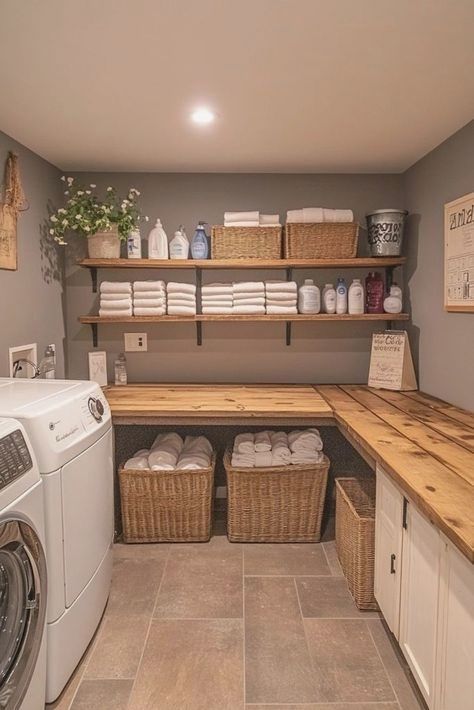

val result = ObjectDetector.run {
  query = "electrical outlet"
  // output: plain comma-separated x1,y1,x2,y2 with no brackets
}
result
124,333,148,352
9,343,38,378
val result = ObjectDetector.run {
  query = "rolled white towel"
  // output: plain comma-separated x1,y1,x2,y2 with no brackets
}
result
288,428,323,452
183,435,213,456
148,449,178,468
270,431,289,447
134,307,166,316
99,298,133,310
234,432,255,454
233,281,265,294
177,456,211,470
100,281,132,295
224,220,260,227
271,448,291,466
259,214,280,226
266,305,298,315
302,207,324,223
133,298,165,308
255,451,272,467
224,211,259,223
167,305,196,315
132,290,166,300
167,282,196,295
123,456,150,470
254,430,272,452
135,449,150,457
233,305,266,314
202,306,233,314
286,209,304,223
99,308,133,317
149,461,175,471
231,453,255,468
265,281,298,293
291,451,324,465
133,280,166,292
151,432,183,453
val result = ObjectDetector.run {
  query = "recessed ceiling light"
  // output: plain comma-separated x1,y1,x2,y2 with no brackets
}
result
191,107,215,125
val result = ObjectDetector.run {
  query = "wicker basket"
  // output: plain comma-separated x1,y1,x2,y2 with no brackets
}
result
335,477,378,610
119,454,215,543
284,222,358,259
224,449,329,542
211,226,282,259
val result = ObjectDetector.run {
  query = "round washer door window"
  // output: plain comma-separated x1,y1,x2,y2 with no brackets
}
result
0,521,47,710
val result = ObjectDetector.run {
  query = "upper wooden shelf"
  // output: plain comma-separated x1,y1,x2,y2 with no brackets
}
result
79,313,410,324
78,257,406,270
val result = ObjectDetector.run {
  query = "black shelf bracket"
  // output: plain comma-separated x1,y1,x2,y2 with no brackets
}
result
385,265,395,293
196,321,202,346
286,322,292,346
90,267,98,293
90,323,98,347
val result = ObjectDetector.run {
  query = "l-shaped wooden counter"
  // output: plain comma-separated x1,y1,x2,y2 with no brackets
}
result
104,383,474,563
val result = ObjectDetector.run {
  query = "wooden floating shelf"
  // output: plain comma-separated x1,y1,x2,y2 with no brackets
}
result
79,313,409,325
79,256,406,270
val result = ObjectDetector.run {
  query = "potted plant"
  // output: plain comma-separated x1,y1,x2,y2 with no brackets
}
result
48,177,148,258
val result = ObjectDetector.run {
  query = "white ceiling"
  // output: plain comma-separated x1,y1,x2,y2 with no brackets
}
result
1,0,473,173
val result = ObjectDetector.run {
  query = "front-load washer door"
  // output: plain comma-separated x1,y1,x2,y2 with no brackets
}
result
0,520,47,710
61,427,113,607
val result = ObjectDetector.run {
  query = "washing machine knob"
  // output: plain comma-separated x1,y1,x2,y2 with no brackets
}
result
88,397,104,421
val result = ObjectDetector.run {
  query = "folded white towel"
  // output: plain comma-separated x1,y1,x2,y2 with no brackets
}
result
202,306,233,314
234,432,255,454
133,307,166,316
132,290,166,299
266,305,298,314
232,297,266,307
99,308,133,317
233,292,265,301
291,451,324,465
322,208,353,223
224,220,260,227
259,214,280,226
233,305,266,314
124,456,150,470
233,281,265,294
202,283,233,294
254,430,272,452
133,280,166,292
224,211,259,223
266,298,297,307
286,208,353,224
265,281,298,293
167,282,196,295
133,298,165,308
288,428,323,452
167,305,196,315
265,292,298,302
231,454,255,468
302,207,324,222
99,298,133,310
202,297,233,305
100,281,132,295
286,209,304,223
100,292,133,302
167,295,196,305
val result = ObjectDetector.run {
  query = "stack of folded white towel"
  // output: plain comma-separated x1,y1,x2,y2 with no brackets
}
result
123,433,212,471
233,281,266,314
265,280,298,315
133,280,166,316
286,207,354,224
167,282,197,315
224,211,281,227
231,428,324,468
99,282,133,317
201,282,233,314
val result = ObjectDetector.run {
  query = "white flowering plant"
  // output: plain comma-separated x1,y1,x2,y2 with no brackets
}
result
48,177,148,245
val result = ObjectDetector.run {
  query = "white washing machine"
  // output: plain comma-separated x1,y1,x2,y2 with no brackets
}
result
0,417,47,710
0,379,114,703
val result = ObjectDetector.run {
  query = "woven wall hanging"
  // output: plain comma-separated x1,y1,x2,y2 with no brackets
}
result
0,151,27,270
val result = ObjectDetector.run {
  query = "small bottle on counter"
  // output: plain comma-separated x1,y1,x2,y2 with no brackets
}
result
322,283,336,314
127,230,142,258
365,271,384,313
298,279,320,313
335,277,348,314
114,353,128,385
348,278,365,314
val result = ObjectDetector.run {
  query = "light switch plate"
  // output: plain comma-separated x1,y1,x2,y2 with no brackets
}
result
124,332,148,352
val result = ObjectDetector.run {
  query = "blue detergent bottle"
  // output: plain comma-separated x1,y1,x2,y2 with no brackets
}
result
190,221,209,259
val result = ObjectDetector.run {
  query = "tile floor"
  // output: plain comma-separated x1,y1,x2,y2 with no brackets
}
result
47,532,425,710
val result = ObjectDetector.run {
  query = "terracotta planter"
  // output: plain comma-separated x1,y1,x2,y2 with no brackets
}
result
87,227,121,258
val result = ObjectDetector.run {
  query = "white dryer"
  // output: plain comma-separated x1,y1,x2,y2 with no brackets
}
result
0,417,47,710
0,379,114,703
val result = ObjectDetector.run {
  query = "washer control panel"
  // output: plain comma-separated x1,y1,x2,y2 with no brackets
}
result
0,429,33,489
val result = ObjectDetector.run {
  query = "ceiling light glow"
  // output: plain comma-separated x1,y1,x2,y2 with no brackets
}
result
191,107,215,125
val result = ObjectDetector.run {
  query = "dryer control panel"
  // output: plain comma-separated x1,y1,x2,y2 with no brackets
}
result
0,429,33,489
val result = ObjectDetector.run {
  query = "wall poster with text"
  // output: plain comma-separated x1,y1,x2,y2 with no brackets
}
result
444,192,474,312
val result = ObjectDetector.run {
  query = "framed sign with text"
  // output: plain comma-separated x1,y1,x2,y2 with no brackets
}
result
444,192,474,312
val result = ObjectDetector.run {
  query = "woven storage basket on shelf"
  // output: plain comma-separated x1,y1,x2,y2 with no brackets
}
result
119,454,215,543
284,222,358,259
224,448,329,543
335,477,378,610
211,225,282,259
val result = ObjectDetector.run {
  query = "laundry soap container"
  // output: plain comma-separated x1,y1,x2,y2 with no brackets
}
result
169,226,189,259
191,221,209,259
148,219,168,259
298,279,320,313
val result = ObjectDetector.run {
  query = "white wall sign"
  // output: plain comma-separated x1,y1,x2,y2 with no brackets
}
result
444,192,474,312
88,350,107,386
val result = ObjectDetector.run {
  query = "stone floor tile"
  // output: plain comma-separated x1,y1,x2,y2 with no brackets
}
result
106,557,166,617
244,543,330,576
84,614,150,680
296,577,380,618
322,540,344,576
70,679,133,709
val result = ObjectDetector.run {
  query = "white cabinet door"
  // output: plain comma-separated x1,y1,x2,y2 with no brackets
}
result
374,465,404,637
399,502,441,708
435,538,474,710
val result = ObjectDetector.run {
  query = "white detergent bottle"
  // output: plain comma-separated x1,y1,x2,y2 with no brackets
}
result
336,277,348,314
322,283,336,314
169,225,189,259
348,278,365,314
298,279,320,313
148,219,168,259
384,285,403,314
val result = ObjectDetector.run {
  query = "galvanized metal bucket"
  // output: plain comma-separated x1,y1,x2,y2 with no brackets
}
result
366,209,408,256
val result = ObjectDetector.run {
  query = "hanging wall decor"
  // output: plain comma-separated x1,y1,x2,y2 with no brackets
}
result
444,192,474,312
0,152,26,270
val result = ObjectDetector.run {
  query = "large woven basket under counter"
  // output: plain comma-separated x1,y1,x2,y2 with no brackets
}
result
284,222,358,258
224,449,329,543
211,225,282,259
119,454,215,543
335,477,378,610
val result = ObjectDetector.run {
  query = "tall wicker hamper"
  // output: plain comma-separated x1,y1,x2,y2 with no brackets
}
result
335,477,378,610
119,454,215,543
211,225,282,259
284,222,358,258
224,449,329,543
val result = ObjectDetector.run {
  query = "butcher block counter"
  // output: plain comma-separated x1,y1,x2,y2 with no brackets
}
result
105,383,474,562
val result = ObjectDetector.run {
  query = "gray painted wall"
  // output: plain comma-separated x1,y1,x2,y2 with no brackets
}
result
65,173,404,383
404,121,474,409
0,131,65,377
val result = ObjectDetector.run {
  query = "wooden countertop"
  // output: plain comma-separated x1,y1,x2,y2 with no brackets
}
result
104,383,474,562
